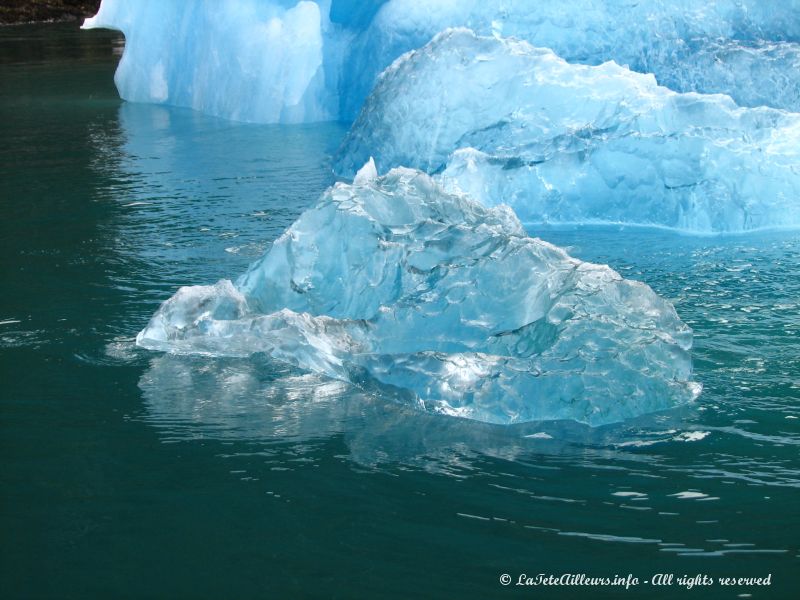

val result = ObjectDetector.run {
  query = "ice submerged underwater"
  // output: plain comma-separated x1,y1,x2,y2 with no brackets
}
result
88,0,798,426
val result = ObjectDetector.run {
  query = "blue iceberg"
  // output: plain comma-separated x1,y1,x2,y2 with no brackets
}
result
84,0,800,123
83,0,336,123
336,30,800,233
137,168,700,426
344,0,800,117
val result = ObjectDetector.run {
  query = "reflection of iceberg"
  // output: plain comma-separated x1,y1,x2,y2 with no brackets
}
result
336,30,800,233
106,103,345,291
137,168,699,426
138,353,699,470
138,354,359,443
84,0,800,123
81,101,349,347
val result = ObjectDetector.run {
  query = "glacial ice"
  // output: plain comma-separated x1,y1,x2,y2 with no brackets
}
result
84,0,800,123
84,0,335,123
336,30,800,233
344,0,800,117
137,168,700,426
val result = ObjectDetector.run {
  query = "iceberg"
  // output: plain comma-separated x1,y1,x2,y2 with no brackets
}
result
345,0,800,117
84,0,800,123
137,168,700,426
661,40,800,114
83,0,336,123
336,30,800,233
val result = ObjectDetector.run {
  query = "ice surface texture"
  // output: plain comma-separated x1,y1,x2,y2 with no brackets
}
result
336,30,800,233
84,0,334,123
84,0,800,123
137,169,699,426
344,0,800,117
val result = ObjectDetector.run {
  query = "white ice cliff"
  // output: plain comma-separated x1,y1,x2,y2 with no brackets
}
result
84,0,800,123
335,30,800,233
136,169,700,426
84,0,334,123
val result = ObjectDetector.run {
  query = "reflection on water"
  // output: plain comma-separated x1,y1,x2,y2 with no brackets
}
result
138,352,698,468
136,351,797,560
111,102,346,281
136,339,798,478
91,103,347,343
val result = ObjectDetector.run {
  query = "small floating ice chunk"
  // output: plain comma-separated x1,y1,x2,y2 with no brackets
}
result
524,432,554,440
670,491,709,500
673,431,710,442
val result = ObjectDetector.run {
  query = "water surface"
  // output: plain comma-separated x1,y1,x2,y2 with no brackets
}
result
1,23,798,599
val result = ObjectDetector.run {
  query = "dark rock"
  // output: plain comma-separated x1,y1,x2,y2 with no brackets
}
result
0,1,102,25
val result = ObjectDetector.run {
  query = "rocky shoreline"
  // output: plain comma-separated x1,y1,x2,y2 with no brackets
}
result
1,0,100,25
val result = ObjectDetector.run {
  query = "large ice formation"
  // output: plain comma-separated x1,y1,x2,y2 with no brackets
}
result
84,0,335,123
336,30,800,233
84,0,800,123
343,0,800,118
137,168,700,426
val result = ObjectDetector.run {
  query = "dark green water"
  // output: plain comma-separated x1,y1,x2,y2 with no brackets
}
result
1,23,798,599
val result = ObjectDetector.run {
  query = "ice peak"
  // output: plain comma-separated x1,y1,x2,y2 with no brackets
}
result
353,157,378,185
